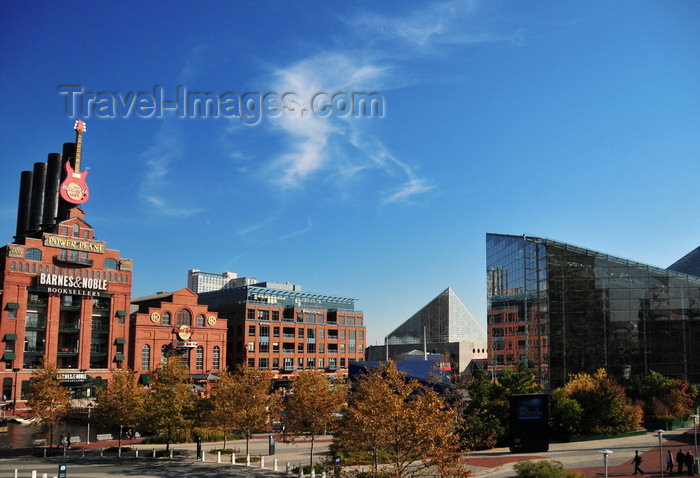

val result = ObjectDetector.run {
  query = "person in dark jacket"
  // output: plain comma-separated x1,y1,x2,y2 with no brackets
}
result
685,451,694,476
632,450,645,475
679,449,687,474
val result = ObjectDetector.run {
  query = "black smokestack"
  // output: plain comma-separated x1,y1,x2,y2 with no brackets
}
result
14,170,33,241
42,152,62,230
27,161,47,234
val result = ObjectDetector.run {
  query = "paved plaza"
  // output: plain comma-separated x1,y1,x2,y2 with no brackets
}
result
1,425,698,477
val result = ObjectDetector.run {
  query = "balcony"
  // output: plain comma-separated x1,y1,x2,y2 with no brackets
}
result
58,321,80,331
54,255,93,267
57,346,79,355
26,319,47,329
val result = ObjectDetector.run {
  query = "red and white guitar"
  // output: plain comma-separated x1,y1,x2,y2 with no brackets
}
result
60,120,89,204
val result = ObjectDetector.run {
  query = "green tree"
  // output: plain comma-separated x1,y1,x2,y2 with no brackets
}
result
333,361,468,477
552,369,642,436
461,361,541,447
210,365,281,455
92,365,147,450
630,371,698,424
282,371,345,467
143,355,197,451
26,358,71,448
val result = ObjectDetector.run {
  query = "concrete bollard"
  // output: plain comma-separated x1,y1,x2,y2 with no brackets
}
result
201,451,206,462
217,451,221,463
100,448,104,457
246,454,250,466
260,456,264,468
274,458,278,471
231,452,235,464
286,462,291,473
311,468,315,478
169,449,173,459
81,449,85,459
32,471,37,478
299,464,304,477
152,448,156,458
14,469,18,478
43,474,48,478
322,472,327,478
135,449,139,458
43,448,47,459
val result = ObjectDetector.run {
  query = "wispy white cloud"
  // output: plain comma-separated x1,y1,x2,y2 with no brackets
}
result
139,124,204,217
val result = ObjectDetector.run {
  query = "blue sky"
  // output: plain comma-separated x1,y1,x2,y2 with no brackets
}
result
1,1,698,346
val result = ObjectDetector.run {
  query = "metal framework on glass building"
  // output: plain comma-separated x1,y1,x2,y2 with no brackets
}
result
486,233,700,390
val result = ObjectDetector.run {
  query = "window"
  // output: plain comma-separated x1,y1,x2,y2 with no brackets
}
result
161,345,169,363
347,316,355,326
340,344,345,353
104,258,118,270
72,224,80,237
180,349,190,368
297,343,304,353
319,329,324,339
272,310,280,321
273,342,279,353
196,346,204,370
247,309,255,320
259,357,269,369
298,328,304,338
307,329,315,339
258,310,269,320
212,346,220,370
272,357,279,369
177,309,192,326
162,312,171,325
247,342,255,352
259,342,269,353
249,325,256,336
26,248,42,261
307,357,315,369
296,312,303,322
141,345,150,371
248,358,255,368
307,343,316,353
197,314,205,327
260,325,270,337
273,327,280,337
319,343,325,353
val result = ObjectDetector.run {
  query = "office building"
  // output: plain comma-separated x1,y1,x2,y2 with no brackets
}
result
187,269,257,293
198,281,366,379
486,233,700,389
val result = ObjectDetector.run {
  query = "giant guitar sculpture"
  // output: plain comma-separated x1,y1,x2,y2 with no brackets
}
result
60,120,89,204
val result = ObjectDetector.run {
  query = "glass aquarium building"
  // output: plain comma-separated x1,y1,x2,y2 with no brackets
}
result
486,233,700,390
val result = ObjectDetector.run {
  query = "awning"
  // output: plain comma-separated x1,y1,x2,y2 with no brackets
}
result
6,303,20,310
139,373,150,385
116,310,127,316
115,337,126,344
115,353,125,361
3,352,16,360
5,333,18,341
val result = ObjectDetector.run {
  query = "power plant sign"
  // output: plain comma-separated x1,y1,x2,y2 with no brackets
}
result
60,120,89,204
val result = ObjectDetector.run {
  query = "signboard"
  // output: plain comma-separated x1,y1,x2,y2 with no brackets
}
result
509,393,549,453
59,373,87,383
7,246,24,259
44,234,105,253
171,342,198,348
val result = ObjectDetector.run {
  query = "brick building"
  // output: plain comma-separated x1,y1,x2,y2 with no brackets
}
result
129,288,227,392
1,123,133,409
198,280,366,380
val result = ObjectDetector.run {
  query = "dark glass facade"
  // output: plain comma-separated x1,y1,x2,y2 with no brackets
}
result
487,234,700,389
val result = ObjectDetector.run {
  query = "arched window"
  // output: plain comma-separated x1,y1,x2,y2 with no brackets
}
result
180,349,190,369
177,309,192,326
141,344,150,371
72,224,80,237
196,346,204,370
104,258,118,270
26,248,42,261
197,314,205,327
161,344,169,363
162,312,171,325
212,346,220,370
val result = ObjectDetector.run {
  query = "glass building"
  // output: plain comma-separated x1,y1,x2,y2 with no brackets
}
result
486,233,700,390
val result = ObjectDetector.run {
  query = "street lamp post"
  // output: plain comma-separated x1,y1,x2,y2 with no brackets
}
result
86,403,93,445
599,449,613,478
690,414,699,473
655,429,665,478
12,368,20,413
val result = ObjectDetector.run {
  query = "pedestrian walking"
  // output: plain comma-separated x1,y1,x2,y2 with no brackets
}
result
685,451,694,476
679,449,687,474
632,450,645,475
668,450,675,473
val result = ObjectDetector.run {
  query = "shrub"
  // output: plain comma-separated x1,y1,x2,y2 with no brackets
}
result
514,459,584,478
